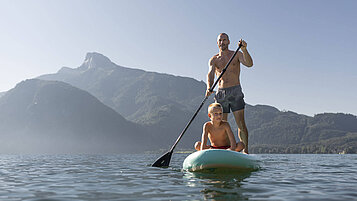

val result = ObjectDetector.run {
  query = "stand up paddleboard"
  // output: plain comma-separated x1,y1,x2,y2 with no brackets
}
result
183,149,260,172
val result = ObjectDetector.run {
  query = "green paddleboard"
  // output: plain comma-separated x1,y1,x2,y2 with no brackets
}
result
183,149,260,172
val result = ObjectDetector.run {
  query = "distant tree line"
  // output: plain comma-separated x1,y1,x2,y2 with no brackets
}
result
250,135,357,154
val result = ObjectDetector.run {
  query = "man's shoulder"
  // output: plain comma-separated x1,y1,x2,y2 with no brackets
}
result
210,54,219,61
209,54,219,65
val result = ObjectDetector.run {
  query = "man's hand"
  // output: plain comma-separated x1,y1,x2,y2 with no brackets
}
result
205,89,213,97
239,39,247,51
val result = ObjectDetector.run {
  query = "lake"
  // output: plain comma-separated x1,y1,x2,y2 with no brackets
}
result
0,153,356,200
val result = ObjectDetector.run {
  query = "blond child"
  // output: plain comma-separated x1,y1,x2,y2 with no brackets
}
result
194,103,245,152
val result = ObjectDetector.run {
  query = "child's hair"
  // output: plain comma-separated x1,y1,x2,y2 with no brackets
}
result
208,103,223,114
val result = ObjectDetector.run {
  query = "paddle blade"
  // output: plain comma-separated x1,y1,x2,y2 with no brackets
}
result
152,151,173,167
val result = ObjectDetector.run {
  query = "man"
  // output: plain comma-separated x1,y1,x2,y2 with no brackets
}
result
206,33,253,154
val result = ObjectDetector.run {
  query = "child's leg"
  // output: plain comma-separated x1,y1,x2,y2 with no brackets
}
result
235,142,245,152
194,141,201,151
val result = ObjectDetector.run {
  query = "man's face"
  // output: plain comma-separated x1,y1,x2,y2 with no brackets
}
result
217,34,230,51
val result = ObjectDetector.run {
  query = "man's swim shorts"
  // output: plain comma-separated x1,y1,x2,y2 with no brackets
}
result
214,84,245,113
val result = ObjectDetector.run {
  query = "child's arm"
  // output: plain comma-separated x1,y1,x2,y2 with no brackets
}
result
224,122,237,150
200,123,209,150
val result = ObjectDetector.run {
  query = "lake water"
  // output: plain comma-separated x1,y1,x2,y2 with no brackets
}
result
0,153,356,200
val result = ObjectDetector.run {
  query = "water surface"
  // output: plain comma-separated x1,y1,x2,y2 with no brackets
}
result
0,154,356,200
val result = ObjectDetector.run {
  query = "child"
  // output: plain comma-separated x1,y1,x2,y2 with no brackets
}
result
194,103,245,152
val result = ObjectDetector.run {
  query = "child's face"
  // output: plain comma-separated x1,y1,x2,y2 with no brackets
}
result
208,107,223,122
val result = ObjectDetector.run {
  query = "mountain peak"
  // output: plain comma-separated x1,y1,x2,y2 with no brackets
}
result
79,52,115,70
85,52,110,61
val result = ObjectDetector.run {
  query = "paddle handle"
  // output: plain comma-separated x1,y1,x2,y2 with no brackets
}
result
169,43,243,152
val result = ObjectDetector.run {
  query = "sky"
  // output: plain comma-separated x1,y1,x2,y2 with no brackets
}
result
0,0,356,116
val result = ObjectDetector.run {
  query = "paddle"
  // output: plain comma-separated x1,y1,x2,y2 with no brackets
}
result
152,42,243,167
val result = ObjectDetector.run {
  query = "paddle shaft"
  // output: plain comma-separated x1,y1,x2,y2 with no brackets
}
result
168,43,243,153
152,43,242,167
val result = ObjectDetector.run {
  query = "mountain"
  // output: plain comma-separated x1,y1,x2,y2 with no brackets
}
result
0,79,152,154
39,52,207,119
17,52,356,154
0,92,5,98
38,52,213,150
245,105,357,153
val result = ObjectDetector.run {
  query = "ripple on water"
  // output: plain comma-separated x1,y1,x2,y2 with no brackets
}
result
0,154,356,200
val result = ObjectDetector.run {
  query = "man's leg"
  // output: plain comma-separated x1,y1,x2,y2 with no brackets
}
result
235,142,245,152
232,109,249,154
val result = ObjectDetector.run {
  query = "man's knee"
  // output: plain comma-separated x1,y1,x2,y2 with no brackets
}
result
239,124,248,133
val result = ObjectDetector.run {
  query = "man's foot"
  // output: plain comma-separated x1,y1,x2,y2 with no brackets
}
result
243,149,249,154
235,142,245,152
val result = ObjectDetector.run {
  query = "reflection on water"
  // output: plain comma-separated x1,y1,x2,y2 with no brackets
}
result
0,154,356,200
184,170,252,200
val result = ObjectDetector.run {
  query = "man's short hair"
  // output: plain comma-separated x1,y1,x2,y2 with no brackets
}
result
219,33,229,40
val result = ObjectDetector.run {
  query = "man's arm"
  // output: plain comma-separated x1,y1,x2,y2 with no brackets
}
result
200,123,209,150
206,57,216,97
238,40,253,67
224,122,237,150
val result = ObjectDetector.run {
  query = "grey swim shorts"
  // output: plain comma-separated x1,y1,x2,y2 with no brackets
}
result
214,85,245,113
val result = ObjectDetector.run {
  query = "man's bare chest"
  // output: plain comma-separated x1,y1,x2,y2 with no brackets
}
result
215,55,239,71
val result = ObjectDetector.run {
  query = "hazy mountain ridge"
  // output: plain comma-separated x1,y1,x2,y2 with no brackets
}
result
0,79,152,153
38,52,357,153
1,52,356,154
245,105,357,153
38,52,207,120
38,52,211,149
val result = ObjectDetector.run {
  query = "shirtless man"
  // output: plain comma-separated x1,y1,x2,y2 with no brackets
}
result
206,33,253,154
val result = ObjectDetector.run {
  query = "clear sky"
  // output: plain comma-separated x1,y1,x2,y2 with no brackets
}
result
1,0,356,116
